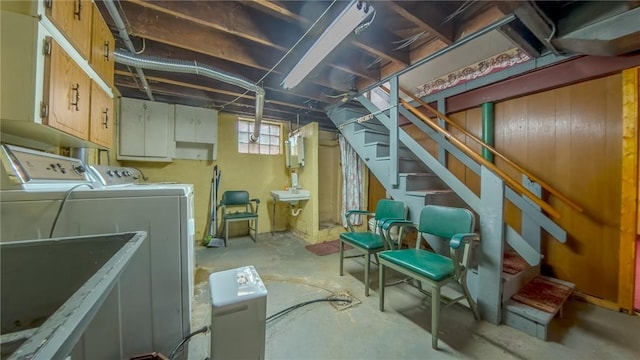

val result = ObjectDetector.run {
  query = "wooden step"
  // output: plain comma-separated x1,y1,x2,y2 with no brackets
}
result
502,275,575,340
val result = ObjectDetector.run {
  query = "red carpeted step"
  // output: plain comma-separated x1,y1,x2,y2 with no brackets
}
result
511,275,573,314
503,249,529,275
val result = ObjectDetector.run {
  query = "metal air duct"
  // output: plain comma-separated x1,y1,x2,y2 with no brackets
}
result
115,50,265,142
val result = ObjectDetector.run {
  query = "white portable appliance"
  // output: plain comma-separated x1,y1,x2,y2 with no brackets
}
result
0,144,195,359
209,265,267,360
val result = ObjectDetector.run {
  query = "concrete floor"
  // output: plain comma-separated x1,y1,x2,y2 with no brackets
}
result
189,232,640,360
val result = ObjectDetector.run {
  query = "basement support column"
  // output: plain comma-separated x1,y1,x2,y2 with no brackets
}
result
478,166,505,324
389,76,399,187
481,102,495,163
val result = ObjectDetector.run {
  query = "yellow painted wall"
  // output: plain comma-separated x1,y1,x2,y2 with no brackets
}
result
120,113,292,244
288,122,320,243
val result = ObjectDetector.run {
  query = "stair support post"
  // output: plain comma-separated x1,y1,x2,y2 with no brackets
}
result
437,98,448,166
389,76,400,187
478,166,505,324
521,175,542,253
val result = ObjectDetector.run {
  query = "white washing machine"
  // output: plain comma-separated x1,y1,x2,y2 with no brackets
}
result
0,144,195,359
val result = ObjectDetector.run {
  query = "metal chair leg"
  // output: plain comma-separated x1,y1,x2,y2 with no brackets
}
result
379,264,386,311
365,252,371,296
224,221,229,247
432,286,441,349
339,241,344,276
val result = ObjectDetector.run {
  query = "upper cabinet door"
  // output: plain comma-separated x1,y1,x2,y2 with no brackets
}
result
89,81,113,148
90,2,114,87
43,38,90,140
45,0,92,60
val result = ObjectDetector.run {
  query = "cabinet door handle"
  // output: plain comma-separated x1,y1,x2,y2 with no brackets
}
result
102,108,109,128
103,41,110,61
70,83,80,111
74,0,82,20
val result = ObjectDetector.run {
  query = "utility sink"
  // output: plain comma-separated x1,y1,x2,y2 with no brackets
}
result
270,189,310,204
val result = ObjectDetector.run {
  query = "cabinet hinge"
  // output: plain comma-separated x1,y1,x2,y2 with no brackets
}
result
40,103,49,118
44,0,52,9
43,38,52,56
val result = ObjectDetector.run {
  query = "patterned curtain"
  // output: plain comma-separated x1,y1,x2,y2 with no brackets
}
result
339,134,364,227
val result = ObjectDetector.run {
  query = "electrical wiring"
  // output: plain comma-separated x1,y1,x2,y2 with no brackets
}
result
168,325,209,360
220,0,338,110
266,298,352,323
49,183,94,238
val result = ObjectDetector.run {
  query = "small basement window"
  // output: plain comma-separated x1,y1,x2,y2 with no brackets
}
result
237,119,282,155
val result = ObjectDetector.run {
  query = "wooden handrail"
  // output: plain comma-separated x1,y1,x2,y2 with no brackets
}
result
378,86,561,219
397,86,584,213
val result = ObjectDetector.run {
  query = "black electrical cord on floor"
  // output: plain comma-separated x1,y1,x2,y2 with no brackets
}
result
266,298,352,324
49,183,94,238
168,325,209,360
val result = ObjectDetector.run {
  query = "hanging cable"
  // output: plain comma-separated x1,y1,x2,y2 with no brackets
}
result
49,183,94,238
168,325,209,360
266,298,352,323
220,0,338,110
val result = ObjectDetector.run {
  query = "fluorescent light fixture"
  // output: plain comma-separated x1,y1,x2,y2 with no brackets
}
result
282,0,374,90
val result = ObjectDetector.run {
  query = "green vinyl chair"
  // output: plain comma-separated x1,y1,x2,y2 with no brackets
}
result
378,205,480,349
339,199,407,296
219,190,260,247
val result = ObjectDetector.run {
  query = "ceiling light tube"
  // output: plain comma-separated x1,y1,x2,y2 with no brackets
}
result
282,0,374,90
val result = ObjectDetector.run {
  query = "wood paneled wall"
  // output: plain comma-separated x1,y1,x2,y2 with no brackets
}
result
445,74,623,301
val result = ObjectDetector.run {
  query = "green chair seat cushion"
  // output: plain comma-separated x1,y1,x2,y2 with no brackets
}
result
224,212,259,220
379,249,454,281
340,232,385,250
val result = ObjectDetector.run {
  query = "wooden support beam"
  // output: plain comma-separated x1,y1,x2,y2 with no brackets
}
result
129,0,377,81
129,0,287,51
115,70,327,114
115,1,348,92
384,1,454,44
618,66,639,312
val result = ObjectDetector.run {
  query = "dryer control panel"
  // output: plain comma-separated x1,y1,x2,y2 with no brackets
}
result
89,165,143,187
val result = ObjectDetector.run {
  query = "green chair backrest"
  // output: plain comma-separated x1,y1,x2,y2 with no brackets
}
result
221,190,250,206
418,205,474,239
375,199,406,221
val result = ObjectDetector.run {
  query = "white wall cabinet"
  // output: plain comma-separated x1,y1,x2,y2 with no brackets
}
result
174,104,218,160
174,104,218,143
118,98,174,161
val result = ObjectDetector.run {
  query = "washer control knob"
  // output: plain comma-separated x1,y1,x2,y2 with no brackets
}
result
107,170,115,177
114,170,122,177
73,165,86,175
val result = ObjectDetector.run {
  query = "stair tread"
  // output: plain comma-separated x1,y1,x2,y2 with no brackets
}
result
399,172,436,177
405,189,454,196
353,128,387,136
507,275,574,321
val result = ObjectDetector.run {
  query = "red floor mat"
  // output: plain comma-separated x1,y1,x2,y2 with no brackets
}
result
305,239,351,256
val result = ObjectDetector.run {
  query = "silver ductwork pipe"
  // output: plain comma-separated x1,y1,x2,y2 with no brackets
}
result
103,0,154,101
115,50,265,142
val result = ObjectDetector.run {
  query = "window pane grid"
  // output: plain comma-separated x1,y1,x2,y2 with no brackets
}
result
237,120,281,155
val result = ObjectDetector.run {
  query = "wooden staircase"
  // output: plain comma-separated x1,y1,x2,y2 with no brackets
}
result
328,85,577,340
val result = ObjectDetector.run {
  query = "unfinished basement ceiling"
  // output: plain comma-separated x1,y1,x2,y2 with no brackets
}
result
95,1,640,130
